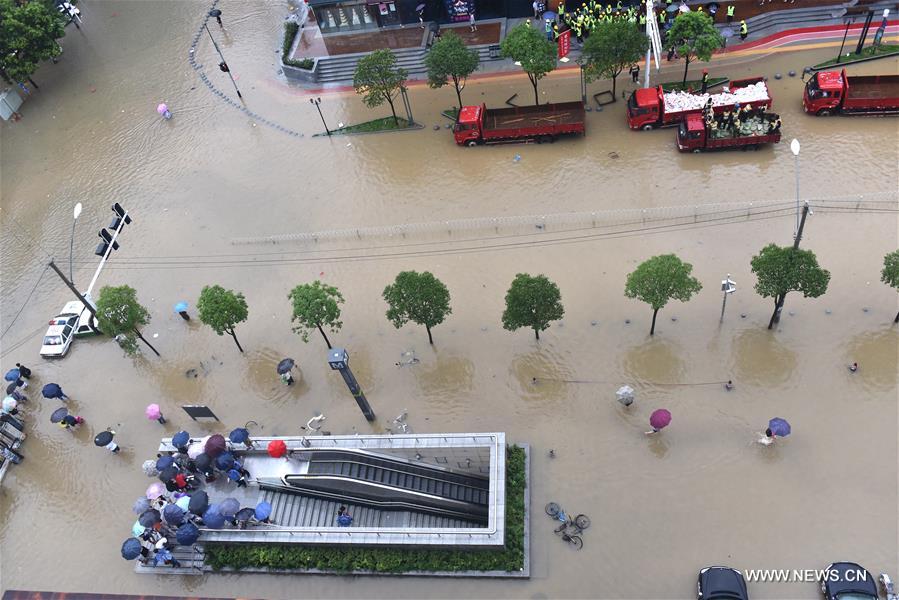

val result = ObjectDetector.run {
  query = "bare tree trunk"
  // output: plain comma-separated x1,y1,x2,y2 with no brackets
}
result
894,309,899,324
426,325,434,345
611,74,617,99
650,308,659,335
317,325,332,349
387,97,398,126
768,296,782,330
134,329,161,356
229,329,244,353
534,328,540,340
453,75,463,109
530,75,539,105
682,56,691,84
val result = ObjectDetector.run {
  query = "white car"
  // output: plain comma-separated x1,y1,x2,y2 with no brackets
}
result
39,300,99,358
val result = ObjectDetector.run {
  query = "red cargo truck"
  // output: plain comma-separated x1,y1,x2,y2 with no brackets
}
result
453,102,586,146
626,77,772,130
803,69,899,116
676,113,781,153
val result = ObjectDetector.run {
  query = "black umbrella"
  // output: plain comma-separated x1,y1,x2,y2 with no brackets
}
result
175,522,200,545
194,452,212,471
138,508,161,528
121,537,142,560
208,8,222,17
276,358,295,375
50,407,69,424
235,507,255,522
158,466,179,482
94,430,114,447
188,490,209,515
42,383,62,399
5,382,18,395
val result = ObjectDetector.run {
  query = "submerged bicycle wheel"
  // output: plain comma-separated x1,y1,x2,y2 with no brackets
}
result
574,514,591,530
569,535,583,550
545,502,561,517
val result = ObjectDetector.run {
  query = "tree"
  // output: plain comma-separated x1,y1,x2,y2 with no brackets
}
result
197,285,249,353
383,271,452,345
502,273,564,340
880,250,899,323
425,32,479,109
665,11,722,84
353,49,408,126
0,0,66,86
581,20,648,99
624,254,702,336
500,22,557,106
750,243,831,330
95,285,159,356
288,281,344,349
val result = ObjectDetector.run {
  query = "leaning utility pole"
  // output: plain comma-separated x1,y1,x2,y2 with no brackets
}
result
47,260,100,332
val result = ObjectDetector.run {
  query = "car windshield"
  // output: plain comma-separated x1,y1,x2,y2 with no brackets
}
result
43,335,63,346
627,93,638,114
835,594,876,600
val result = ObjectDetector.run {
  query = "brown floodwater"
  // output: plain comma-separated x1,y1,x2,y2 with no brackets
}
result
1,2,897,598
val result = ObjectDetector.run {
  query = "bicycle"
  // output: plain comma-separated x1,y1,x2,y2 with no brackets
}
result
556,527,583,550
545,502,591,533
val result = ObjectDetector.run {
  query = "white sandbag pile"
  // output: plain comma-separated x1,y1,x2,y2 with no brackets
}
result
663,82,770,113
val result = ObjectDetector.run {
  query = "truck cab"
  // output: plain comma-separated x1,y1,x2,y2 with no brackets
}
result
803,70,845,115
627,88,661,129
676,114,707,152
453,105,484,146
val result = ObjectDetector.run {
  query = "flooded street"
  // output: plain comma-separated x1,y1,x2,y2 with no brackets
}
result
1,2,897,598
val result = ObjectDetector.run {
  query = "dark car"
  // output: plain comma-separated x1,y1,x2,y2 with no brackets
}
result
821,562,878,600
698,566,749,600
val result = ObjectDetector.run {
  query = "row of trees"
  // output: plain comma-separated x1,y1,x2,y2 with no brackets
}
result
93,248,899,357
351,11,723,119
0,0,67,86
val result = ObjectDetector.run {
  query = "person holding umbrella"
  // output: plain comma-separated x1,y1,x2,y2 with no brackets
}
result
229,427,254,449
5,368,27,389
171,430,191,454
145,404,166,425
174,301,190,321
14,363,32,380
6,382,27,403
645,409,672,435
759,417,791,446
60,414,85,431
2,396,19,416
95,429,121,453
42,383,68,401
277,358,296,385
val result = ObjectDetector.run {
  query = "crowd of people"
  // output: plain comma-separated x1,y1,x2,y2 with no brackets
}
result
701,99,782,138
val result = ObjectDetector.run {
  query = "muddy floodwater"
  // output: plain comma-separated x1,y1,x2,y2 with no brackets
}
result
1,2,897,599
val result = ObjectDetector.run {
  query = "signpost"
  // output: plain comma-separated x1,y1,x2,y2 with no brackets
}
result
720,274,737,323
328,348,376,422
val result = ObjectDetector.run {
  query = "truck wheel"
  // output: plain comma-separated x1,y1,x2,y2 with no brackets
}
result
466,139,478,147
816,109,832,117
642,124,654,131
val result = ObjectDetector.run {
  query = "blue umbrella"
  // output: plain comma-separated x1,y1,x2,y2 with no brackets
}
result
132,497,151,515
41,383,62,398
202,506,226,529
175,522,200,545
768,417,791,437
228,428,249,444
171,431,190,448
121,537,143,560
188,490,208,515
163,504,185,526
219,497,240,517
156,456,176,471
215,452,235,471
174,301,189,313
4,368,20,382
254,501,272,521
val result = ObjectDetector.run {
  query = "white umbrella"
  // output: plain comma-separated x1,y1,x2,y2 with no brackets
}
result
142,460,159,477
187,441,205,459
616,385,635,407
2,396,17,412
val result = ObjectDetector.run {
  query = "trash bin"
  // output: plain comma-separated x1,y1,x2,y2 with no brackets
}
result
488,44,501,59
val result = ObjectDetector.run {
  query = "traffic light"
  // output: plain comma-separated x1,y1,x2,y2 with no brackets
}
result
95,203,130,256
95,229,120,256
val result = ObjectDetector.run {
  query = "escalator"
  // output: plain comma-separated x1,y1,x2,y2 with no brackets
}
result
274,449,490,524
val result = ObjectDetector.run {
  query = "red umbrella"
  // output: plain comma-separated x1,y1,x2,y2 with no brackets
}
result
650,409,672,430
204,433,227,458
267,439,287,458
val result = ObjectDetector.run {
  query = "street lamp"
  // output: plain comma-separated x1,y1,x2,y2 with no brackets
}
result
204,23,243,100
327,348,375,421
790,138,800,239
309,97,330,136
720,274,736,323
837,17,853,64
69,202,82,284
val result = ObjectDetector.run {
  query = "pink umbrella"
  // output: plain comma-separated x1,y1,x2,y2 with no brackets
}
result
145,404,162,420
146,481,166,499
156,103,168,115
650,409,672,431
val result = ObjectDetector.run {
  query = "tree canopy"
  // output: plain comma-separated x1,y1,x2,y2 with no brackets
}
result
353,49,408,125
581,20,648,98
880,249,899,323
383,271,452,344
502,273,564,340
624,254,702,335
288,281,344,348
197,285,249,352
750,243,831,330
95,285,159,356
500,22,557,105
665,11,722,83
0,0,66,84
424,32,479,109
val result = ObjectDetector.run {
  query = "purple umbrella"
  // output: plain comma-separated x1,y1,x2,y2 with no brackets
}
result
146,481,166,499
768,417,791,437
205,434,227,458
650,409,672,431
132,496,151,515
163,503,186,526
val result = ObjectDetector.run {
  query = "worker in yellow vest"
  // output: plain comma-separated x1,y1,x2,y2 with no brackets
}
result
739,19,748,41
726,5,735,24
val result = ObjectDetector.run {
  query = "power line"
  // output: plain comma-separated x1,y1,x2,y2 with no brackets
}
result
1,264,49,339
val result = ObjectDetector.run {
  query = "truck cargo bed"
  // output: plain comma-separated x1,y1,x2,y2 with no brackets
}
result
484,102,585,132
847,78,899,100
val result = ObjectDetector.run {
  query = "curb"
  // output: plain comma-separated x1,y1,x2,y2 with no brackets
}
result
810,48,899,70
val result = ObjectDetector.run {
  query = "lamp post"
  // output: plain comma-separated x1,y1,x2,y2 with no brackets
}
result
310,97,330,135
790,138,800,240
327,348,375,422
204,23,243,100
720,274,736,323
837,18,853,63
69,202,83,285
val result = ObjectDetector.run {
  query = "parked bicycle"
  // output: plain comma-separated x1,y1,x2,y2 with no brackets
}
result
545,502,590,550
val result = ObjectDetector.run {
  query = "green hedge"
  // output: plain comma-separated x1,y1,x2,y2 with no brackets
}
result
282,21,314,70
205,445,526,573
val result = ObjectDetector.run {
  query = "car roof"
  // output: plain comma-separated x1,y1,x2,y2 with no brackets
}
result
61,300,85,313
635,88,657,108
45,323,73,336
700,566,748,599
824,563,877,597
458,105,481,123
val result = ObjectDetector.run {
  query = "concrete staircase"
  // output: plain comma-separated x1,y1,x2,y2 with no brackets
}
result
729,0,898,42
134,544,206,575
315,44,501,84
